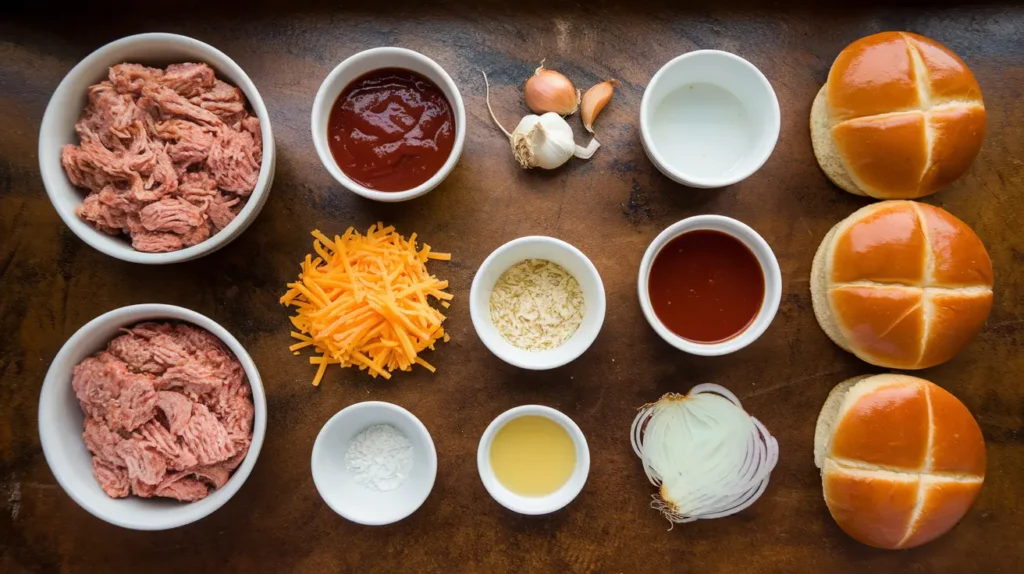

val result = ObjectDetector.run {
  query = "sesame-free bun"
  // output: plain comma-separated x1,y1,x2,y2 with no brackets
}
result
814,374,985,549
810,200,993,369
810,32,986,199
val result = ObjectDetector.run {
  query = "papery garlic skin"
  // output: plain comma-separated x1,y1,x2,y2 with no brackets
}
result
511,113,577,169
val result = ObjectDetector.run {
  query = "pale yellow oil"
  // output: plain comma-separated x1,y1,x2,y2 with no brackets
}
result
489,415,576,497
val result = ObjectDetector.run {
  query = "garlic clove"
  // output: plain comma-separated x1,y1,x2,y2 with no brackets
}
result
581,79,620,133
525,61,580,116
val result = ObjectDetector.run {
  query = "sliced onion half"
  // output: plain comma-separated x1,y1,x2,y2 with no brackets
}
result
630,383,779,526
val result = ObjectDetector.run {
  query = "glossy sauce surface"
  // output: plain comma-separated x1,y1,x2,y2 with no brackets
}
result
648,230,764,343
489,416,575,497
327,68,455,191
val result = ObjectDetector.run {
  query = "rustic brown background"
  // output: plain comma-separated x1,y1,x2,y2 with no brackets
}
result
2,1,1022,572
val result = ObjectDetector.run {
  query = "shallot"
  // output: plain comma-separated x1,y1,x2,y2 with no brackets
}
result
524,61,580,116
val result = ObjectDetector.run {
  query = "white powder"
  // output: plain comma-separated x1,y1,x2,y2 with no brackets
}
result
344,424,415,492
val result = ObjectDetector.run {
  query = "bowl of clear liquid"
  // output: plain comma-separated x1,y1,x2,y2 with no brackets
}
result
640,50,780,188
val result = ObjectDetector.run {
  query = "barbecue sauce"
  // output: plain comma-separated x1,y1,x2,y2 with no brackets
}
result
327,68,455,191
647,230,765,343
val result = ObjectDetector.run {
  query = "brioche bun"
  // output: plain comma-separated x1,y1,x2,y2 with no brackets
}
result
810,32,985,199
815,374,985,549
810,200,992,369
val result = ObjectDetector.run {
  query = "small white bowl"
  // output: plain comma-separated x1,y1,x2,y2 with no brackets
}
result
37,304,267,531
477,405,590,515
640,50,780,188
469,236,606,370
637,215,782,355
311,47,466,202
311,401,437,526
38,33,277,264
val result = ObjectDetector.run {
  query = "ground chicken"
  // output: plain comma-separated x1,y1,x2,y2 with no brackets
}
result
73,322,254,502
62,63,262,253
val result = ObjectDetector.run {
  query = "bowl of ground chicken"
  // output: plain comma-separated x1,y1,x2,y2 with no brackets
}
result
39,33,275,264
38,304,266,530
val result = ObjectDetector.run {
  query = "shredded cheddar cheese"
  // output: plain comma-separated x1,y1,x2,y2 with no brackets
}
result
281,224,452,386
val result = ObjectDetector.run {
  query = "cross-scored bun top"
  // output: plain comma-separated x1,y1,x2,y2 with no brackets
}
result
811,201,993,370
815,375,985,549
815,32,985,199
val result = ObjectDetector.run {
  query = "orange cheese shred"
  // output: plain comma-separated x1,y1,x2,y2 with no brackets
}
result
281,224,452,385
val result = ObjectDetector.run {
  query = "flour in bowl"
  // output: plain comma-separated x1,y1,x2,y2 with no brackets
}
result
344,424,414,492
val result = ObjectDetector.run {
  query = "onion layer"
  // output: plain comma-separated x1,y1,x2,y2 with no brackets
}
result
630,383,779,526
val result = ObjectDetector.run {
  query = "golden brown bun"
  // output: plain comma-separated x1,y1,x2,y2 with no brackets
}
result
809,32,986,199
815,374,985,549
810,201,993,369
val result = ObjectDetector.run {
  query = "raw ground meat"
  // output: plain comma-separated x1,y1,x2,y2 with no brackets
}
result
74,321,254,502
92,459,129,498
61,62,262,253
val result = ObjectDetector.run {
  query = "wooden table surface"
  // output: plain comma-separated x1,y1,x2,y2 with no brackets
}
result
2,1,1022,572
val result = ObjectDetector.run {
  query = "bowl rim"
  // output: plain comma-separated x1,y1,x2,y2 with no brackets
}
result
37,303,267,530
38,32,276,265
476,404,590,515
637,215,783,356
310,400,438,525
639,49,781,189
468,235,607,370
310,46,467,203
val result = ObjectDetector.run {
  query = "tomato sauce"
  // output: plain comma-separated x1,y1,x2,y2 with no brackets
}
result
647,230,765,343
327,68,455,192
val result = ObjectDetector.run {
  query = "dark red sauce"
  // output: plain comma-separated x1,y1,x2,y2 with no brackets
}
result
327,68,455,192
647,230,765,343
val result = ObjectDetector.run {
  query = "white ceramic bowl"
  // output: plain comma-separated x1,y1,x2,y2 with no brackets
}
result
640,50,780,188
311,401,437,525
477,405,590,515
311,47,466,202
37,304,267,530
469,236,606,370
637,215,782,355
38,33,277,265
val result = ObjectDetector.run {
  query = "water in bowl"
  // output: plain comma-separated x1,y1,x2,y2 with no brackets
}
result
651,83,754,181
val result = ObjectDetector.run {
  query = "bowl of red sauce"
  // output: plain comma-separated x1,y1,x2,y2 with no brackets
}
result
637,215,782,355
312,47,466,202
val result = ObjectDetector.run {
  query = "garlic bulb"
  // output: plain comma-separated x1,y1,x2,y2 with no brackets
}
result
483,71,599,170
524,61,580,116
511,113,586,169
